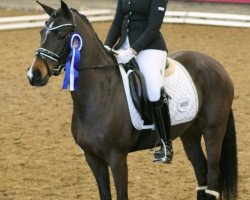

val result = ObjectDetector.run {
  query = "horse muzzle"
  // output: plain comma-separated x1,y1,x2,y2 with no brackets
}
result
27,56,54,86
27,66,49,87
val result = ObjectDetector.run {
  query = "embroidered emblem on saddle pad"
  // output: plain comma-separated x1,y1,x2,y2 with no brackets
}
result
119,58,199,130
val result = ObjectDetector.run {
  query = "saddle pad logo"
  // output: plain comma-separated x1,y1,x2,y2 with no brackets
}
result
177,98,191,112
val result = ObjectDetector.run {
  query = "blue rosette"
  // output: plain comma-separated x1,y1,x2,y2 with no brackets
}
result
62,32,83,91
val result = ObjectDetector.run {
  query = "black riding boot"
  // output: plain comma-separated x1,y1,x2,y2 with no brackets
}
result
151,91,173,164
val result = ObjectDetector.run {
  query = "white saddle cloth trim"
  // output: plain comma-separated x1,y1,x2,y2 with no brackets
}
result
119,59,199,130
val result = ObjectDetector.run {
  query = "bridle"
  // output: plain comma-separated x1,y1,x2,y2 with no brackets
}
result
36,11,76,76
36,10,118,78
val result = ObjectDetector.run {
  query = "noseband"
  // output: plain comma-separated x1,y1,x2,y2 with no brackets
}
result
36,12,76,76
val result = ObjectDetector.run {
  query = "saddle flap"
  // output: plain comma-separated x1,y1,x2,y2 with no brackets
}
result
128,71,142,111
125,61,152,124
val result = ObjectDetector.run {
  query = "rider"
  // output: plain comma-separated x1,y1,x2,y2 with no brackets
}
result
104,0,173,163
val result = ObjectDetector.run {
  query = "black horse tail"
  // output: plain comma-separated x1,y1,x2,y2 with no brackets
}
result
219,109,238,200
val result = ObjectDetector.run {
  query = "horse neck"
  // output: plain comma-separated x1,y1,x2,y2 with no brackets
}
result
76,17,114,68
71,16,123,112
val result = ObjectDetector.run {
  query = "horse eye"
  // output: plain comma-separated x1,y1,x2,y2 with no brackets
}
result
52,12,57,18
58,32,66,39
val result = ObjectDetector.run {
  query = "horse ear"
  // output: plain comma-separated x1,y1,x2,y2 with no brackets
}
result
61,0,71,18
36,1,55,16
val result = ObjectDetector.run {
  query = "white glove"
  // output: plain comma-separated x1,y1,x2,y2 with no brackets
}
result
116,48,136,64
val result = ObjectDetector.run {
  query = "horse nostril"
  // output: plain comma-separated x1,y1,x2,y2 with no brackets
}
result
33,69,42,84
28,69,43,86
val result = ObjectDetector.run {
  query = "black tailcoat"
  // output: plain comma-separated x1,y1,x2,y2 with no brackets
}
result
105,0,168,53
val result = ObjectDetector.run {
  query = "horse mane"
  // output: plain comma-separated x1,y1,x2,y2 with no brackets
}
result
70,8,105,48
70,8,117,63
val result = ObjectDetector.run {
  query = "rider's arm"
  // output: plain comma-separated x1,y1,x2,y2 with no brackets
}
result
104,0,124,48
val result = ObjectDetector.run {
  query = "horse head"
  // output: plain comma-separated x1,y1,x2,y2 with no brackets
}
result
27,0,76,86
27,1,114,88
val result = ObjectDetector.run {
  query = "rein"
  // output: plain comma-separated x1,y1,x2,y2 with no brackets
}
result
78,63,119,71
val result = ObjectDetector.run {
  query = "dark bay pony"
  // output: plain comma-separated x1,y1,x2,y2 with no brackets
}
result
27,1,237,200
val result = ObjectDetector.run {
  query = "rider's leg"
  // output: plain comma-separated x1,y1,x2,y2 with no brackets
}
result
135,50,173,163
151,89,173,163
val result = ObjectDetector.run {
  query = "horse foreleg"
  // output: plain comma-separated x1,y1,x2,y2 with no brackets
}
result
108,151,128,200
180,124,208,200
85,152,112,200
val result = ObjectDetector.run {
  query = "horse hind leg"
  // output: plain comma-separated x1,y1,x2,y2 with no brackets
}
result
203,110,237,200
201,112,230,200
84,152,112,200
180,122,208,200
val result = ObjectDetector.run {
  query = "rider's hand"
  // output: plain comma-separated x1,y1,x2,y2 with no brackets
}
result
116,48,136,64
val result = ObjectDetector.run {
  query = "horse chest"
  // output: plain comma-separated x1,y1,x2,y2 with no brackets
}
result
72,117,111,155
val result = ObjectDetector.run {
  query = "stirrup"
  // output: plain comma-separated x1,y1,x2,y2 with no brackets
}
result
153,139,172,164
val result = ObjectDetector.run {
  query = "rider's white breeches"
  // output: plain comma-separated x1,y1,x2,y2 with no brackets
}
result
135,50,167,101
120,37,167,101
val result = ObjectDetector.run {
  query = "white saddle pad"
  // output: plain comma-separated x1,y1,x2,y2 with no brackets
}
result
164,58,199,125
119,58,199,130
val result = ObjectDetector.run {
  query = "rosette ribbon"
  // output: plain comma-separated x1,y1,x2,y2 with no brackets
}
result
62,33,83,91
